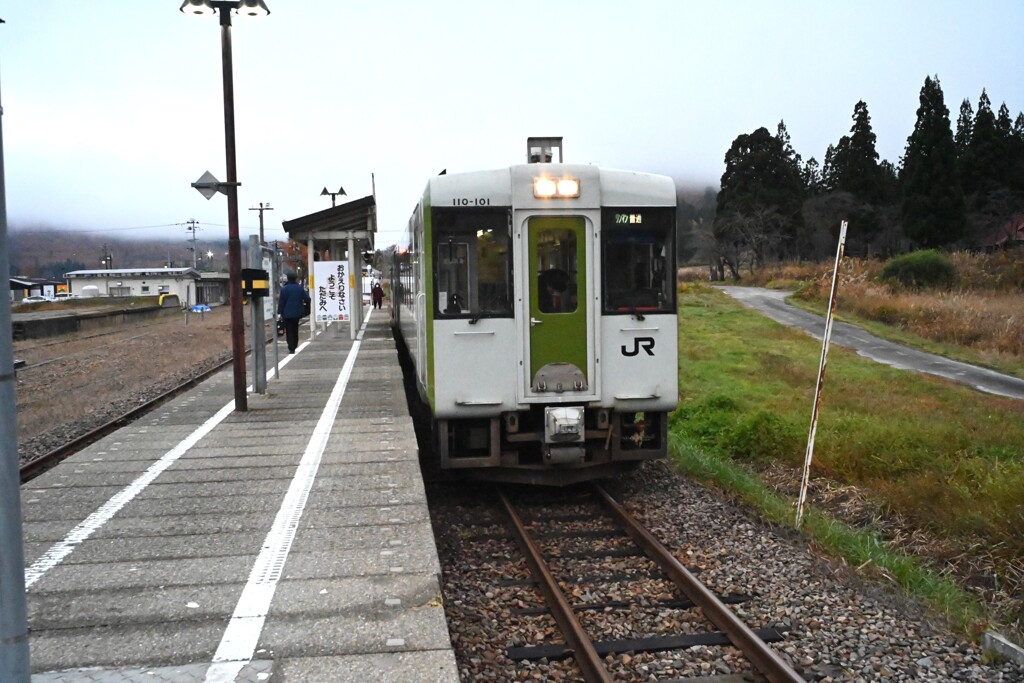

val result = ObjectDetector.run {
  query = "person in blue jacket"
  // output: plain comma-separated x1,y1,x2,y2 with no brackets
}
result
277,270,310,354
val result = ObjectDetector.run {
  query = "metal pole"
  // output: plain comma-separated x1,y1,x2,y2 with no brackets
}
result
220,7,247,411
307,236,315,342
796,220,848,527
348,236,358,340
268,244,280,378
248,235,266,393
0,59,32,682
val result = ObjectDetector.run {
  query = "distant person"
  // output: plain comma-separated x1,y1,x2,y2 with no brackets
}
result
371,282,384,310
278,271,310,354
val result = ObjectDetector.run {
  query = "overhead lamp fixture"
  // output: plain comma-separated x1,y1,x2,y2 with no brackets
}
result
179,0,216,15
321,186,347,207
237,0,270,16
179,0,270,17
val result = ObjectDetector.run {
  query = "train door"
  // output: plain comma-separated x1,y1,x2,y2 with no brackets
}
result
525,216,590,394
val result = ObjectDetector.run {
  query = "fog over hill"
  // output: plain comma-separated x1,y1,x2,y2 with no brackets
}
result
10,179,724,278
7,228,230,279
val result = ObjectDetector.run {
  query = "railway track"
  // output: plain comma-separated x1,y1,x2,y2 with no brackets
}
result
18,326,284,483
18,353,235,483
441,483,806,682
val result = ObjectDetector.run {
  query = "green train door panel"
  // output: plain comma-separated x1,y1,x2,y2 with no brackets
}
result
527,217,589,393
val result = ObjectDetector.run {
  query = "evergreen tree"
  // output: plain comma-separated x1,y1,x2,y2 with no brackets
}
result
954,98,973,158
801,157,822,195
714,124,805,269
832,100,884,203
899,75,966,247
1012,113,1024,193
995,103,1014,189
821,144,838,191
965,89,1000,196
878,160,900,204
996,103,1013,138
776,120,803,170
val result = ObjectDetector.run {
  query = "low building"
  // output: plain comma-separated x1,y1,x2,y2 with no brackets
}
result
980,214,1024,251
9,277,63,301
65,268,202,304
196,272,229,306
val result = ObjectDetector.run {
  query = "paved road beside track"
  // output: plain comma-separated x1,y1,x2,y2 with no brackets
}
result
715,286,1024,400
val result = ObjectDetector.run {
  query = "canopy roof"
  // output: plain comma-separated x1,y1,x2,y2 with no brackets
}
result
282,195,376,250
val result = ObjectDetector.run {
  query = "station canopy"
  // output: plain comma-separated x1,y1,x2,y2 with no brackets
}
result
281,194,376,254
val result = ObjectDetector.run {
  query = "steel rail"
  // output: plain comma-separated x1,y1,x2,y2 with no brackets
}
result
592,483,806,683
498,490,613,683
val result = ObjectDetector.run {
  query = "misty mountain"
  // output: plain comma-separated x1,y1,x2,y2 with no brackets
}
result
7,229,231,279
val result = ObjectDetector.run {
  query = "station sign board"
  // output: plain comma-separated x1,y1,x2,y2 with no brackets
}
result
313,261,350,322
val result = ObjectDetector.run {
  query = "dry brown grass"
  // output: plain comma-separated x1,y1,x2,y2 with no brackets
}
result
14,306,236,443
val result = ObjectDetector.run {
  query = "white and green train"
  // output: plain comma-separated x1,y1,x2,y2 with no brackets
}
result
391,140,678,485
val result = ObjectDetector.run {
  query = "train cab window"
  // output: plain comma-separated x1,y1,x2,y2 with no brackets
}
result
535,228,578,314
433,208,513,318
602,208,675,314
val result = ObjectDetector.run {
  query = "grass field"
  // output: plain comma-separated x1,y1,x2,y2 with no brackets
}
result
669,282,1023,637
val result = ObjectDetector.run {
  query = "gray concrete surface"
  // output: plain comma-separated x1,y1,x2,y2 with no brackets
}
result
716,286,1024,399
22,310,459,682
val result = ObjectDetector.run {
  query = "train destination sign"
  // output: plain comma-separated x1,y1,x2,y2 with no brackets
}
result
313,261,350,322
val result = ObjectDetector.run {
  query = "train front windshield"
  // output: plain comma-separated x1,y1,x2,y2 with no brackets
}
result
433,208,513,318
602,208,675,314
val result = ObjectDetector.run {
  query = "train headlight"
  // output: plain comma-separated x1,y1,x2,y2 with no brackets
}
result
544,406,585,443
533,178,557,198
533,176,580,198
556,178,580,197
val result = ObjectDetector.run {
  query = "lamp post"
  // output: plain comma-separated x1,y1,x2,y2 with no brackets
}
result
181,0,270,412
321,186,346,207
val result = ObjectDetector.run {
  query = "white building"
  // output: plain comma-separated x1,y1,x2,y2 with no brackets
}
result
65,268,201,304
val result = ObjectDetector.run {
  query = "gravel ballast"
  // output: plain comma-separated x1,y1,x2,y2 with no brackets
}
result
431,461,1024,681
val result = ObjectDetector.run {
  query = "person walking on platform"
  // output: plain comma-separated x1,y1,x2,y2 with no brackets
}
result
278,270,310,354
371,281,384,310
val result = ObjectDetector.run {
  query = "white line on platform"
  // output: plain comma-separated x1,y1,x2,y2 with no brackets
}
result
204,311,372,683
24,337,304,589
23,401,235,589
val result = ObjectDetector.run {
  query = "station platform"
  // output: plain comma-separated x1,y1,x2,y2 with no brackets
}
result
19,309,460,682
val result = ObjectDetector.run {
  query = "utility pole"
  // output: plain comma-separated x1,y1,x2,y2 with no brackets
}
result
248,202,273,244
100,244,112,270
186,219,200,269
0,28,32,679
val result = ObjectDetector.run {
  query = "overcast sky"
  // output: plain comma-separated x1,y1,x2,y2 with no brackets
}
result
2,1,1022,249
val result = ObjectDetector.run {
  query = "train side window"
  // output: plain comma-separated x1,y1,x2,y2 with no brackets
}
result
433,208,513,319
437,239,469,313
602,208,675,314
